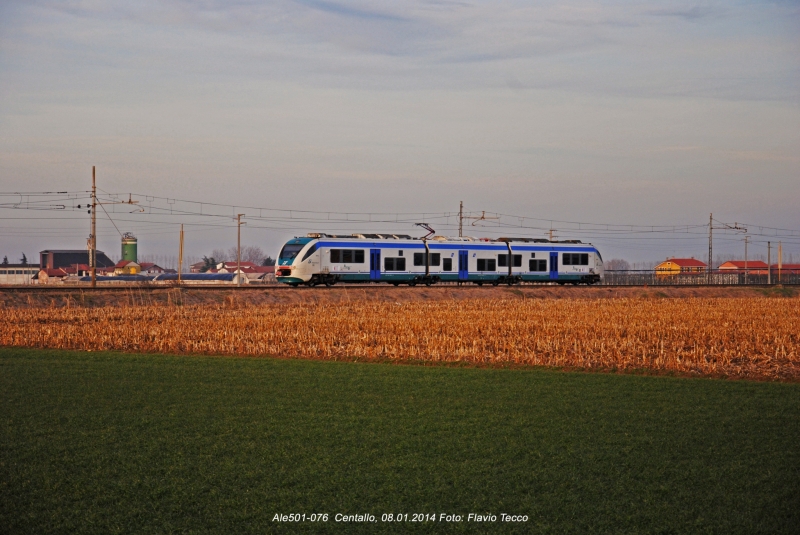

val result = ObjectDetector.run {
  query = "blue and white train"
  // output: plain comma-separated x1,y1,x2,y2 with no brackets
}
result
275,233,603,286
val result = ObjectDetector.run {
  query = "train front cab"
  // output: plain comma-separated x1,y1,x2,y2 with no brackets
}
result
275,237,315,286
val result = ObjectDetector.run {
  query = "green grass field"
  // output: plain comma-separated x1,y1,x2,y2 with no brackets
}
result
1,348,799,534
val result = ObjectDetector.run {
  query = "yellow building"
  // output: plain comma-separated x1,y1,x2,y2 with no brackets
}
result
113,260,141,275
655,258,707,277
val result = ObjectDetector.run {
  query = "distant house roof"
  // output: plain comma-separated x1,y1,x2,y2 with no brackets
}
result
771,263,800,273
218,261,258,269
661,258,707,268
61,264,91,275
139,262,165,270
40,249,107,254
115,260,139,268
38,268,69,278
719,260,769,269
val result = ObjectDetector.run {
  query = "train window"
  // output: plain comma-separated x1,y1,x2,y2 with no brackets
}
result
477,259,496,271
279,243,304,260
398,250,403,256
413,252,440,266
384,257,406,271
563,253,586,266
531,253,536,258
330,249,365,263
529,259,547,272
443,258,452,271
301,244,318,262
563,253,589,266
498,255,521,267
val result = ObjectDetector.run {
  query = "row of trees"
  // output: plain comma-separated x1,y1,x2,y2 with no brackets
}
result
200,246,275,272
2,254,28,265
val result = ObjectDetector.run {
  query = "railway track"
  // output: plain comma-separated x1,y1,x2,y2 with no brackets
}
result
1,283,796,292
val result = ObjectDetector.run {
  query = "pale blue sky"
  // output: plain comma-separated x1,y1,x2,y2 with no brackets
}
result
1,1,798,264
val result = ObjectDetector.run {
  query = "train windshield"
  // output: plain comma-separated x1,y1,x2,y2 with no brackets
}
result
279,243,305,260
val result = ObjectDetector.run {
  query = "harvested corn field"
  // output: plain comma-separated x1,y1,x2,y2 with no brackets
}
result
2,297,798,380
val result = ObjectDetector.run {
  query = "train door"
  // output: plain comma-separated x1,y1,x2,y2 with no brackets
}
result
370,249,381,281
549,252,558,280
458,250,469,281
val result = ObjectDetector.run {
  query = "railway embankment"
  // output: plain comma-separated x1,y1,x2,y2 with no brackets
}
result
0,284,795,308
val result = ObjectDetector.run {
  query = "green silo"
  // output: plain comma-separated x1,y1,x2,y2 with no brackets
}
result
121,232,138,262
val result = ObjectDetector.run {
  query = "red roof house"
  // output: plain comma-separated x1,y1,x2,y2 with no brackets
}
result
718,260,769,274
771,263,800,275
655,258,707,276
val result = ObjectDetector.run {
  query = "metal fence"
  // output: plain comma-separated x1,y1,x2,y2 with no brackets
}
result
601,270,800,286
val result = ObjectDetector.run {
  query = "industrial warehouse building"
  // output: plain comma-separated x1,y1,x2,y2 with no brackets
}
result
39,250,114,270
0,264,39,285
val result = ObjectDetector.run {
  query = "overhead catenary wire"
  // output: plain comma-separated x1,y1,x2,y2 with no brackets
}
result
2,190,799,262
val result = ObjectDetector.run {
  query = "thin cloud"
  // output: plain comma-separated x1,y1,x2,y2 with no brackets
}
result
298,0,412,23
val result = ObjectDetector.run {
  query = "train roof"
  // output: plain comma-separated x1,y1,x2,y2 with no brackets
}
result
301,233,586,245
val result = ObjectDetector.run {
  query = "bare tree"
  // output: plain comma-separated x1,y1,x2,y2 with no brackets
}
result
211,249,229,263
605,258,630,271
226,245,266,265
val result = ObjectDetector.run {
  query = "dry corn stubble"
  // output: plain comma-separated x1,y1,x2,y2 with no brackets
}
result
2,297,798,380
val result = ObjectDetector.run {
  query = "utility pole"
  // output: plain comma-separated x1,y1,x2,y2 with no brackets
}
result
707,213,712,285
549,228,555,242
767,241,771,285
237,214,245,287
91,166,97,287
708,213,746,285
778,241,782,283
458,201,463,238
178,224,184,285
85,167,138,288
744,235,749,285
